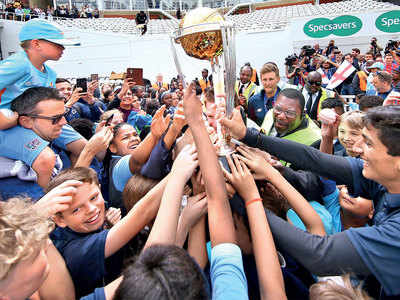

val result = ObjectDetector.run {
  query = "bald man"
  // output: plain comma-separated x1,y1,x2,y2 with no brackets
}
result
302,71,335,120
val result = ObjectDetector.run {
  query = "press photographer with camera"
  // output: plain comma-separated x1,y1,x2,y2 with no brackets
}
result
285,54,305,86
370,37,383,58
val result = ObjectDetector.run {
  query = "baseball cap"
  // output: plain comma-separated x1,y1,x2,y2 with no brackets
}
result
366,62,384,70
19,19,80,46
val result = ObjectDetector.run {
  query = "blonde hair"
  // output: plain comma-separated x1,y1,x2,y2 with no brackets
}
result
0,197,53,280
260,62,280,77
340,110,365,131
309,275,371,300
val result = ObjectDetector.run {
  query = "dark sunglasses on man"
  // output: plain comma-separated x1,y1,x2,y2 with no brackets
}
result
308,80,322,86
20,112,67,125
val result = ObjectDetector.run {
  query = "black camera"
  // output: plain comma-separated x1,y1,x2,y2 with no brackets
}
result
285,54,298,66
385,40,400,55
301,45,316,58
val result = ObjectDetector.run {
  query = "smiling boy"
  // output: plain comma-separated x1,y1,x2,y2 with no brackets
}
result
49,167,166,298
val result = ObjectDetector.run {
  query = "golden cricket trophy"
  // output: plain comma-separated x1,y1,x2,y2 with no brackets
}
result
171,7,236,155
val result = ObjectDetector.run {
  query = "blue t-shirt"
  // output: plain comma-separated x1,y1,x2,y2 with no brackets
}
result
80,288,105,300
345,157,400,296
0,51,57,109
210,243,249,300
50,226,123,298
112,155,132,192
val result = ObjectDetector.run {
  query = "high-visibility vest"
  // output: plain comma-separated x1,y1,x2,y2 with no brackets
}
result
261,110,321,166
251,68,257,83
152,82,169,90
199,78,211,93
356,71,368,92
235,81,258,102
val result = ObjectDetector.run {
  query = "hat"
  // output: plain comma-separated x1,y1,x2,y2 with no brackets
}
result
19,19,80,46
366,62,384,70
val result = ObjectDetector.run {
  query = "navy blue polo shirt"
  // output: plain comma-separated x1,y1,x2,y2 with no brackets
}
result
345,157,400,296
51,226,123,298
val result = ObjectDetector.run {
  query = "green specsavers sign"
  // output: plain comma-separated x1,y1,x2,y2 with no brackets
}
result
376,10,400,33
304,15,363,38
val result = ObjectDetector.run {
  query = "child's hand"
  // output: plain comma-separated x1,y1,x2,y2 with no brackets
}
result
180,192,207,230
183,82,203,123
221,154,259,202
105,207,121,227
236,145,275,180
35,180,82,217
172,101,187,130
151,105,170,139
86,126,114,154
171,144,198,182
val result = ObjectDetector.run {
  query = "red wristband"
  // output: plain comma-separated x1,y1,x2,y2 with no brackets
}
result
245,198,262,207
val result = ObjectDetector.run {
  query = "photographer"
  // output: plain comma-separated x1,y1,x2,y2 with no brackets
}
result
322,40,337,56
369,37,383,58
285,54,305,86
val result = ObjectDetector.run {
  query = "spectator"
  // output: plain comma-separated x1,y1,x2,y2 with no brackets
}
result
358,95,384,112
384,52,399,74
302,71,335,121
135,10,148,35
372,71,393,100
198,68,211,93
235,65,258,107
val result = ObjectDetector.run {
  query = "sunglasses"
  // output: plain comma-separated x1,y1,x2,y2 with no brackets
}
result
21,112,67,125
308,80,322,86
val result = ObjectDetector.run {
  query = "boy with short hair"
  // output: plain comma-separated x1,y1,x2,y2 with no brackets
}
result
0,19,85,188
49,167,167,298
0,196,121,300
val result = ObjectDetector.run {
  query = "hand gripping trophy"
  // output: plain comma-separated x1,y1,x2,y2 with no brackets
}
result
171,7,236,155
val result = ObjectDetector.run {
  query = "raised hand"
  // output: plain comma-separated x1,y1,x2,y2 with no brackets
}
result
105,207,122,227
183,82,203,123
221,154,259,202
171,144,198,182
86,126,114,155
35,180,83,217
220,107,247,140
151,105,170,139
180,192,208,230
236,145,275,180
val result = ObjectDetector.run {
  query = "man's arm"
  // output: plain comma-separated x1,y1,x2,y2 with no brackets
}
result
266,210,370,276
221,109,353,185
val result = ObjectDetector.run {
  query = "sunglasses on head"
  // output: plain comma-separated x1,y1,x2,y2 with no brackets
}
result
21,112,67,125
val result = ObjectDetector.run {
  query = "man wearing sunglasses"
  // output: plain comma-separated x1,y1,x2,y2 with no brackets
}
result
1,87,80,192
260,89,321,166
302,71,335,121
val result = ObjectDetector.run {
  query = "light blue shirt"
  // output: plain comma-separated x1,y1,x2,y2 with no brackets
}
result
0,51,57,109
322,188,342,234
112,155,133,192
210,243,248,300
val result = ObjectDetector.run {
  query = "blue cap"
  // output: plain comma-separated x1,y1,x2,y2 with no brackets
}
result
19,19,80,46
366,62,384,71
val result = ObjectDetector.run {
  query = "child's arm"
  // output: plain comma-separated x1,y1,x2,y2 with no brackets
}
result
104,173,169,257
144,144,198,248
75,125,113,167
184,83,236,246
222,155,287,300
187,216,208,269
237,145,326,236
175,193,207,247
128,105,170,173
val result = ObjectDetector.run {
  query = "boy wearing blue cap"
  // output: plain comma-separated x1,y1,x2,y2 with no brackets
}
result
0,19,84,188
